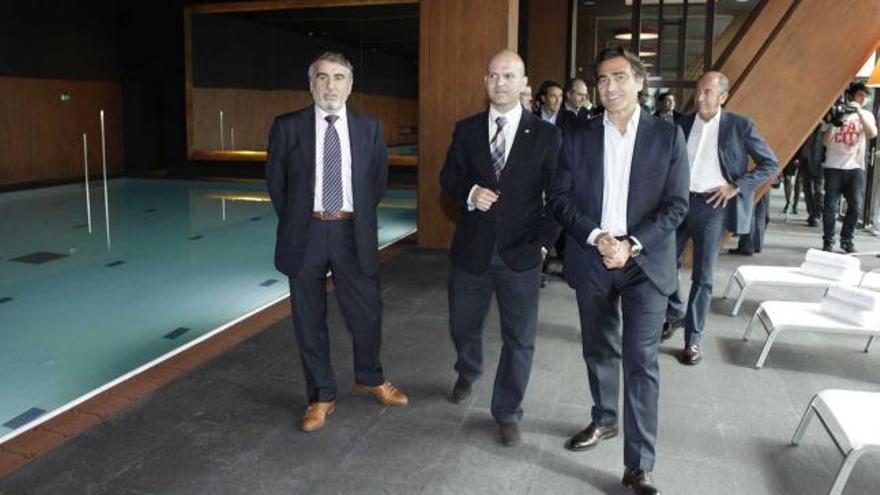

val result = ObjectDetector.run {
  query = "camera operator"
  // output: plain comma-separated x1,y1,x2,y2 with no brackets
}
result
821,82,877,252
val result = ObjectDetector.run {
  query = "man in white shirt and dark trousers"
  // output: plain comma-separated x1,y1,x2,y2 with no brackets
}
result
551,47,689,495
821,82,878,252
662,71,778,365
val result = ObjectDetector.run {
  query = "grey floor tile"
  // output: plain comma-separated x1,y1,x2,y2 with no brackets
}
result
3,197,880,494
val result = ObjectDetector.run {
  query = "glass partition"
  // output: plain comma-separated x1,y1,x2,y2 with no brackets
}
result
184,2,418,160
574,0,761,113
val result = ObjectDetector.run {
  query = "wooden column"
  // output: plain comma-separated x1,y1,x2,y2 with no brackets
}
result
526,0,569,87
417,0,519,248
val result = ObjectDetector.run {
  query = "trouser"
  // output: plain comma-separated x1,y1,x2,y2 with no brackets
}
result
666,194,726,345
449,251,541,424
576,257,665,470
288,219,384,402
823,168,866,245
801,169,824,222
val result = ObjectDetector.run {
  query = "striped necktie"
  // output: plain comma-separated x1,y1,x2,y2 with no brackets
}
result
322,114,343,213
490,116,507,180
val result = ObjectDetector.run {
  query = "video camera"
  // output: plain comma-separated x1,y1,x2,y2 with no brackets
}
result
826,82,869,127
826,97,858,127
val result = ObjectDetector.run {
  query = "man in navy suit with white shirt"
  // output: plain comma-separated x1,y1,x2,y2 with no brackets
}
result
266,52,409,434
662,71,778,365
550,47,689,495
441,50,561,447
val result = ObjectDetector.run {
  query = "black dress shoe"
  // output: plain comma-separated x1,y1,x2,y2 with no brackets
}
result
841,241,855,253
565,422,618,451
727,248,754,256
498,422,521,447
622,468,661,495
822,241,833,252
450,376,472,403
660,320,683,341
681,345,702,365
806,217,819,227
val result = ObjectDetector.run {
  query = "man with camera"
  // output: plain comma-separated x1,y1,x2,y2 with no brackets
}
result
821,82,878,253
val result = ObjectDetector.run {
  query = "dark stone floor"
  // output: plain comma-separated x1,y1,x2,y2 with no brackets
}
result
2,193,879,495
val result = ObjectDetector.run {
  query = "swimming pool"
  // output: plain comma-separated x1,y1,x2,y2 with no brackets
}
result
0,178,416,438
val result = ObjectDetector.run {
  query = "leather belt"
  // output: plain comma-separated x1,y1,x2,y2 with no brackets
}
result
689,191,714,200
312,211,353,221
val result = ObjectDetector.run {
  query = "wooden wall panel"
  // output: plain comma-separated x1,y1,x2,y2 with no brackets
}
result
190,88,417,152
0,76,124,187
724,0,880,195
526,0,569,87
418,0,518,248
716,0,796,85
574,13,596,81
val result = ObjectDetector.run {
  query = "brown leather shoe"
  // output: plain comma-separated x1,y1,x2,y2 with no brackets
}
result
355,382,409,407
301,401,335,432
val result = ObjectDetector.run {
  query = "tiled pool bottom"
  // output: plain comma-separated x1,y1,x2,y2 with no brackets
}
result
0,178,416,438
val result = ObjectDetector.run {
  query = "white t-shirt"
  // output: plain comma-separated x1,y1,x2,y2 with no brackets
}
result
824,111,876,170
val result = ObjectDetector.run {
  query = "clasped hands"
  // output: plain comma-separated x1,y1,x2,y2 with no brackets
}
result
596,233,631,269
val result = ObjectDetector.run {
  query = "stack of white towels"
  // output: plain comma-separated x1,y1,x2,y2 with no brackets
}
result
820,284,880,327
799,248,862,285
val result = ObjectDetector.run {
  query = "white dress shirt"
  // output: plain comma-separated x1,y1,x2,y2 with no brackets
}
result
587,106,641,245
687,111,728,193
540,108,558,124
467,104,523,206
313,105,353,212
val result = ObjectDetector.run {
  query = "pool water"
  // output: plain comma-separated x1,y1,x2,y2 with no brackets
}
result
0,178,416,437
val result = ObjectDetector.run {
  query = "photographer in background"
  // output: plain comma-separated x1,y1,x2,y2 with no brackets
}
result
821,82,877,252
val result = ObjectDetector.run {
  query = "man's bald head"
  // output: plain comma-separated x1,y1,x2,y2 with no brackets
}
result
484,49,529,113
695,70,730,121
487,49,526,76
699,71,730,94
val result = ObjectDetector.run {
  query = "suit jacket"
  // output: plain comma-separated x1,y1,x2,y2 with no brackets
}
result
796,124,825,177
654,109,683,124
536,107,597,129
266,105,388,277
534,109,563,127
550,111,690,296
678,110,778,234
441,109,562,275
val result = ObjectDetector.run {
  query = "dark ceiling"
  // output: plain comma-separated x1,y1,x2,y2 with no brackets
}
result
221,4,419,62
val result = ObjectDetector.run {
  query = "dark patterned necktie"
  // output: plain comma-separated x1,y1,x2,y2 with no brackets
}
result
322,114,343,213
490,116,507,180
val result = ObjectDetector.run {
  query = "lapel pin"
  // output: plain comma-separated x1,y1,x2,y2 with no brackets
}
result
524,129,531,134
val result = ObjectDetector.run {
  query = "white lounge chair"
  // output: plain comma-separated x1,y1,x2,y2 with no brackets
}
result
742,286,880,369
858,269,880,292
791,389,880,495
723,249,862,316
